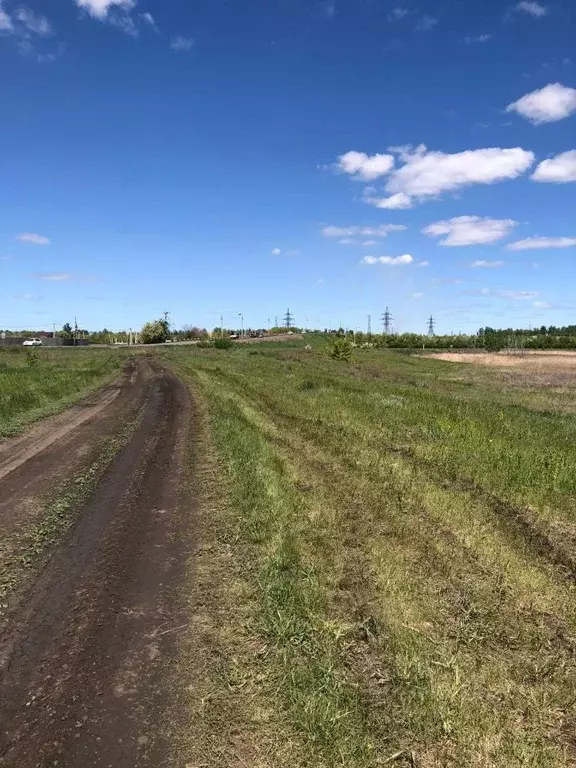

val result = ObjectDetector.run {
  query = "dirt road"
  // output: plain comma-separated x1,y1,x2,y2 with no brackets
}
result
0,359,192,767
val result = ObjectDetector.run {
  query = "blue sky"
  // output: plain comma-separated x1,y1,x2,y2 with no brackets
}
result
0,0,574,333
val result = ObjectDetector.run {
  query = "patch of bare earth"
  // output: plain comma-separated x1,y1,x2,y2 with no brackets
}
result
0,360,195,767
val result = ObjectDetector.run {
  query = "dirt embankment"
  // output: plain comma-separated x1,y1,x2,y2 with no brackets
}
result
0,359,194,767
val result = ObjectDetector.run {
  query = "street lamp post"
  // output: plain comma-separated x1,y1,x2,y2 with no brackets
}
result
239,313,244,337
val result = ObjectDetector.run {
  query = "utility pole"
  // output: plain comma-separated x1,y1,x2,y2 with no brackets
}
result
367,314,372,336
239,313,244,337
53,323,56,339
220,314,224,339
274,315,278,328
382,306,393,335
427,315,436,336
74,317,78,347
283,308,294,329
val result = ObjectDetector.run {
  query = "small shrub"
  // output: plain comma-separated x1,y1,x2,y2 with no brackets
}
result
214,337,234,350
196,340,214,349
26,349,39,367
329,338,353,362
299,379,317,391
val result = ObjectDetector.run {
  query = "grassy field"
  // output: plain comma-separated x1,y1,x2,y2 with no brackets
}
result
0,347,126,437
169,342,576,768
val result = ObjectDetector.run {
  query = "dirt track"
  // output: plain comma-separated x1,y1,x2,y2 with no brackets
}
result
0,359,192,766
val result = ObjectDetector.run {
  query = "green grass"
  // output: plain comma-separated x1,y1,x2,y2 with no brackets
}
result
168,343,576,767
0,347,126,437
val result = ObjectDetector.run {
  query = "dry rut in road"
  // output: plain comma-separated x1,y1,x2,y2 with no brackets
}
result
0,359,194,767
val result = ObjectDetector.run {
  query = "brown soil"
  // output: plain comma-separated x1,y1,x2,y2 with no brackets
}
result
0,358,194,767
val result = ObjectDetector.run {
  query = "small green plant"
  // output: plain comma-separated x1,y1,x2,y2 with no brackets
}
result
214,337,234,350
329,338,353,362
196,340,214,349
26,349,39,367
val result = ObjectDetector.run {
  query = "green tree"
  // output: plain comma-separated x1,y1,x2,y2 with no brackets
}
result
61,322,73,339
140,318,169,344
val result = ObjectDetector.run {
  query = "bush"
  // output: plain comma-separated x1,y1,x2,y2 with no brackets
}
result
140,319,169,345
196,340,214,349
329,338,353,362
26,349,39,367
214,337,234,350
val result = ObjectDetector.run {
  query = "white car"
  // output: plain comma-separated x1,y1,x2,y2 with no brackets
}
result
23,338,43,347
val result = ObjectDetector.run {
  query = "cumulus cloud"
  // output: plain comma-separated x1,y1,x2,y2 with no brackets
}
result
386,145,533,202
507,83,576,124
16,232,50,245
0,3,13,29
507,236,576,250
470,260,505,268
415,15,437,31
336,151,395,181
417,260,429,267
140,11,157,27
76,0,135,19
364,191,413,209
532,150,576,182
15,8,52,35
533,300,552,308
170,35,195,51
346,145,533,208
423,216,517,246
388,7,409,20
321,224,406,238
515,1,547,17
271,248,281,255
464,34,491,43
360,254,413,265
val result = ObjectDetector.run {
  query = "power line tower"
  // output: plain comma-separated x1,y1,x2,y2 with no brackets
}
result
367,314,372,335
427,315,436,336
283,308,294,329
382,306,393,334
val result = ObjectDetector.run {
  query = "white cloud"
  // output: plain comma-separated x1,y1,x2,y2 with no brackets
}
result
471,260,505,268
336,151,395,181
415,15,437,31
364,191,413,209
75,0,135,20
515,1,547,17
0,3,13,29
31,272,72,281
363,240,378,246
417,260,429,267
388,7,409,20
412,292,424,299
507,236,576,251
140,11,156,27
464,34,491,43
533,300,552,308
15,8,52,35
532,150,576,182
170,35,195,51
271,248,281,255
338,238,357,245
499,290,538,300
361,254,413,265
371,145,533,206
507,83,576,124
321,224,406,238
423,216,517,246
16,232,50,245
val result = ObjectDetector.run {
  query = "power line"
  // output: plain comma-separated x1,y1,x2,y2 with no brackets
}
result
381,306,393,334
427,315,436,336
